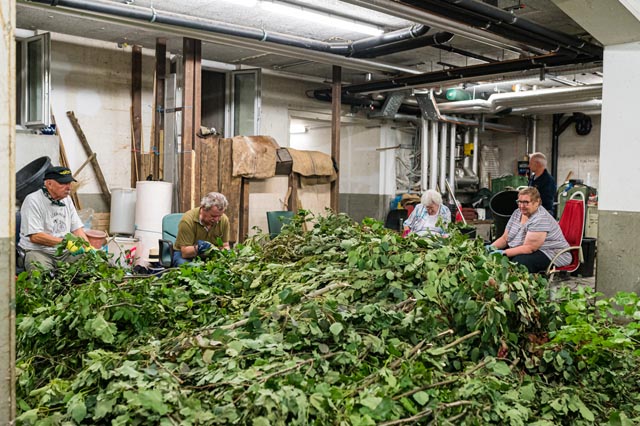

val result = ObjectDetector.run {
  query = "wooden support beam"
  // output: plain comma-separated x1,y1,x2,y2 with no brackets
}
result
153,38,166,181
192,40,203,204
131,45,143,187
289,172,299,214
180,38,196,212
238,178,250,243
66,111,111,206
330,65,341,212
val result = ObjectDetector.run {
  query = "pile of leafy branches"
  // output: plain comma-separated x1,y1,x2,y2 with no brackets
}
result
15,212,640,425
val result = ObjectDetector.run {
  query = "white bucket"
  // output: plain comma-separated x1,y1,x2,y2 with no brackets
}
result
134,229,162,268
110,188,137,235
106,237,138,267
134,181,173,235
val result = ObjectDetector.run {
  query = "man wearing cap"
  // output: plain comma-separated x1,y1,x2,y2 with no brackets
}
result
19,166,89,272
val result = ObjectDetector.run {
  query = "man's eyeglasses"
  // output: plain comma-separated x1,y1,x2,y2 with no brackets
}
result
516,200,531,205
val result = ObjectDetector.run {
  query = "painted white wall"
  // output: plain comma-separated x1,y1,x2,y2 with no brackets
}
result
48,34,155,194
599,42,640,212
484,114,600,189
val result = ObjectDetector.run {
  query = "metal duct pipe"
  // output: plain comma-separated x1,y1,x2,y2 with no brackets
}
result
436,84,602,114
472,127,479,175
331,53,599,95
352,31,454,58
436,0,602,57
532,115,537,153
439,123,448,195
340,0,540,55
403,0,600,57
449,122,456,198
421,119,430,191
23,0,422,75
430,120,439,190
349,24,430,54
510,100,602,115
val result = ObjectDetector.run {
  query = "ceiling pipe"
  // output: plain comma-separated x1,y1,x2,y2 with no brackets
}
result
314,53,600,96
432,44,498,63
402,0,601,57
340,0,543,55
22,0,423,75
352,31,454,58
348,24,430,54
510,100,602,115
435,0,603,58
435,84,602,114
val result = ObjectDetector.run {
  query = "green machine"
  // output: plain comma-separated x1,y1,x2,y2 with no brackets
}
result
556,181,597,220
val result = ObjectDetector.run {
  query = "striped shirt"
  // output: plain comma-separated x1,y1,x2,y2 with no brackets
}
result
404,203,451,236
505,206,571,266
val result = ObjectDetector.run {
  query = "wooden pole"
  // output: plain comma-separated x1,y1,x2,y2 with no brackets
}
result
330,65,341,212
131,45,143,187
153,38,166,180
66,111,111,206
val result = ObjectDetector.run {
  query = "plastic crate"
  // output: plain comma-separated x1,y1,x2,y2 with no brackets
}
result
491,175,528,194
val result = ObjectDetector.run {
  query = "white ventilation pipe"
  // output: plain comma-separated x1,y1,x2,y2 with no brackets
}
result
436,84,602,114
532,115,537,153
449,122,456,198
440,123,448,195
472,127,479,175
421,119,430,192
430,120,439,190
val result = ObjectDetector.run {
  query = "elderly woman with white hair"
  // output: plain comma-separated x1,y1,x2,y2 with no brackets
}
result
403,189,451,236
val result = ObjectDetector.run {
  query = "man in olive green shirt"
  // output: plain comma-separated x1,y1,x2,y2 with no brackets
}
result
173,192,231,266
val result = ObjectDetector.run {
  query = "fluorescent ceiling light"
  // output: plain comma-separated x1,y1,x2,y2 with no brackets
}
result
290,124,308,134
261,2,384,36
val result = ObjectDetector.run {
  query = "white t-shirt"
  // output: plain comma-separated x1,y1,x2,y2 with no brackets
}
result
19,189,84,254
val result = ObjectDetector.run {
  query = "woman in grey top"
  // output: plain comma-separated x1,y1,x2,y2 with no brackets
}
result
487,187,570,273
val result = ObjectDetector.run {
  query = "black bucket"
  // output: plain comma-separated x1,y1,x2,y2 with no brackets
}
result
16,156,51,205
489,190,518,238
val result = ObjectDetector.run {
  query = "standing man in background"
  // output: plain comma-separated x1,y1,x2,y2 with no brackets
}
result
528,152,557,217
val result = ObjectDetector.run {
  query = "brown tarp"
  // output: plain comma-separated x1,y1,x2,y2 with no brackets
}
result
287,148,337,186
232,135,279,179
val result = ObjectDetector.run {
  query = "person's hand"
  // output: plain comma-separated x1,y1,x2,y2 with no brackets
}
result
196,240,212,255
493,249,505,255
485,244,496,252
66,240,85,256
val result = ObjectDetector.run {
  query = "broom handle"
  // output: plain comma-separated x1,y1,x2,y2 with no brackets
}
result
445,179,466,225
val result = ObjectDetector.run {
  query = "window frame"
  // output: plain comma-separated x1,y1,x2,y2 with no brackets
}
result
228,69,261,137
17,32,51,129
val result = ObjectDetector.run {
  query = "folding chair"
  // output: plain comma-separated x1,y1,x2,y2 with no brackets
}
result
546,192,585,279
266,211,294,239
158,213,183,267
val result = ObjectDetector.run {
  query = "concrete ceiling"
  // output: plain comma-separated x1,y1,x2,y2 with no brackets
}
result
16,0,605,96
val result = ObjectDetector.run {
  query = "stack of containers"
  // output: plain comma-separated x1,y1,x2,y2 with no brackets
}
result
107,187,138,267
133,181,173,267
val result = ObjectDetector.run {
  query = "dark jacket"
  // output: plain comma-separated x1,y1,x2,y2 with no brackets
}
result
529,169,556,217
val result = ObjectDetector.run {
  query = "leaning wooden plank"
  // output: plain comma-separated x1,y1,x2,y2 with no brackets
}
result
66,111,111,206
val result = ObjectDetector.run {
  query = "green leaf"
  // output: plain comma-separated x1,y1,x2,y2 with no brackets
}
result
253,417,271,426
385,271,395,280
37,316,56,334
519,383,536,402
138,389,169,415
491,361,511,376
413,391,429,405
94,397,116,420
360,395,382,410
67,394,87,423
86,314,116,343
330,322,344,336
16,409,39,424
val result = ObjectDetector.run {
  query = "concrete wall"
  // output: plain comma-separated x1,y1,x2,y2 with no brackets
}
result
48,34,155,212
596,42,640,297
483,114,601,189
